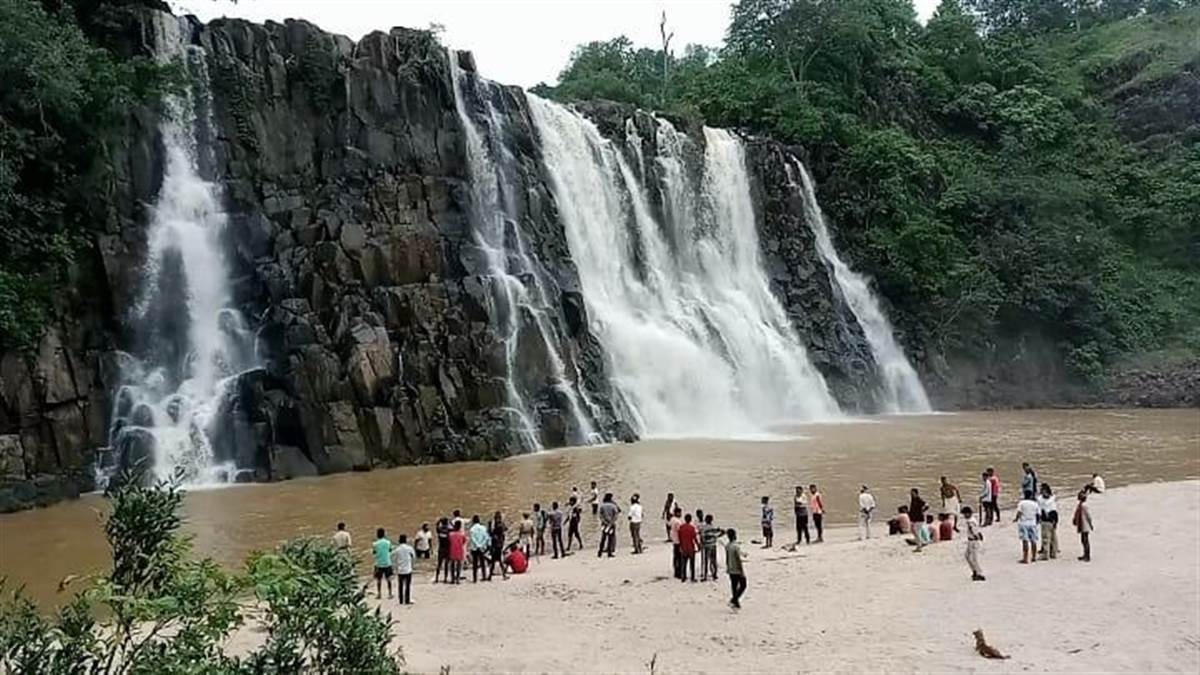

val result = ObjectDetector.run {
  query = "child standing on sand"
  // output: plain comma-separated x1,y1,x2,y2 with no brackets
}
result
760,496,775,549
1073,490,1094,561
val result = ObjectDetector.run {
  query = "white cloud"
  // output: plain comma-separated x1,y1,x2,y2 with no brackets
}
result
175,0,943,88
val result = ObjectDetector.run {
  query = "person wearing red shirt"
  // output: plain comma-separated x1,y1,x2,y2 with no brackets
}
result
937,514,954,541
448,521,467,584
677,513,700,583
503,543,528,575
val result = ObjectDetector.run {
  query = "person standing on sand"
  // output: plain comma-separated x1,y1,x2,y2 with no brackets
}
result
1014,490,1040,564
678,513,700,582
662,492,677,541
415,523,433,559
701,513,720,581
669,507,684,579
909,488,928,526
566,497,584,551
723,528,747,608
448,521,467,584
549,501,566,559
979,472,994,527
469,515,491,582
760,496,775,549
1037,483,1059,560
518,512,535,557
809,484,825,542
372,528,394,598
434,518,451,583
392,534,416,605
940,477,962,531
590,481,600,516
793,486,811,545
961,505,985,581
1073,490,1094,561
452,509,465,531
333,522,351,552
987,468,1002,524
858,485,876,540
533,503,546,557
488,512,507,580
597,492,620,557
1022,462,1039,500
629,493,644,554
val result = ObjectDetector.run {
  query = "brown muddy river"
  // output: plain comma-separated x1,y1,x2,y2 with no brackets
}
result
2,408,1196,607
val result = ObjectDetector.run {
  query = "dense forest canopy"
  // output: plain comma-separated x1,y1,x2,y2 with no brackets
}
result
536,0,1200,383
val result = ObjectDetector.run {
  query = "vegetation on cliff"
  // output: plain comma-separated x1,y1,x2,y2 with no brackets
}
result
0,0,164,349
0,474,404,672
536,0,1200,384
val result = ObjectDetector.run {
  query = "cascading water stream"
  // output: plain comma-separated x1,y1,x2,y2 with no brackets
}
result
449,57,599,448
528,95,840,437
786,160,932,413
100,14,260,487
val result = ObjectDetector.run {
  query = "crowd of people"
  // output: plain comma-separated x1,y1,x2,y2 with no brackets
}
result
334,470,1105,607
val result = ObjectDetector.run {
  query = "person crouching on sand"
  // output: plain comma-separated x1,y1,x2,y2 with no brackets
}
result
722,528,747,608
502,542,528,575
888,505,911,536
1073,490,1094,561
961,505,985,581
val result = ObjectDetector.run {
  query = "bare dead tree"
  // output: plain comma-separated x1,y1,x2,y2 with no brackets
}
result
660,11,675,107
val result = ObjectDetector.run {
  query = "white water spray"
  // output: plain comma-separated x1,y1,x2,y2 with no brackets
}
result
787,160,932,413
528,96,840,437
102,15,259,486
449,58,599,447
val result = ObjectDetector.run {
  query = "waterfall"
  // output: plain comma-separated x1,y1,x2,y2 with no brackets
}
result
527,95,840,437
449,57,600,448
786,160,932,413
101,14,259,487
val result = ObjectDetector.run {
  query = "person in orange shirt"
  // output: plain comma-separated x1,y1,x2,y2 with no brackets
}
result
808,483,825,543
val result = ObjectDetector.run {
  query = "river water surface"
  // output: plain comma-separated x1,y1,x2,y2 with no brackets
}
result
2,409,1196,607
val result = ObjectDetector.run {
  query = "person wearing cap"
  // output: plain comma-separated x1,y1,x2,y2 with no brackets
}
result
858,485,876,540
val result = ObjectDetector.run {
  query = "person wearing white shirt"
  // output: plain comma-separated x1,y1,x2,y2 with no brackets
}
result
1013,490,1040,564
1089,473,1105,494
1036,484,1059,560
858,486,877,540
414,523,433,559
391,534,417,605
628,493,645,554
332,522,351,551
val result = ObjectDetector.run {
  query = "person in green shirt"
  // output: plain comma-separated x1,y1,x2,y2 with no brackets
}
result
372,528,394,599
722,528,747,608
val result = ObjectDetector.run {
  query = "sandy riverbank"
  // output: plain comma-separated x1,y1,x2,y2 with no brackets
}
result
230,480,1199,673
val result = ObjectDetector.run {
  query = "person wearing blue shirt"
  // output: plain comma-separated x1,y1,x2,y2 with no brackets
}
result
468,515,491,582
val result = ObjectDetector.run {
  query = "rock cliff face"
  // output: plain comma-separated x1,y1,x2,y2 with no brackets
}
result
0,9,910,511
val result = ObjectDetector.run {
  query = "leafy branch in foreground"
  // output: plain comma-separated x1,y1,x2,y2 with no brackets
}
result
0,469,403,673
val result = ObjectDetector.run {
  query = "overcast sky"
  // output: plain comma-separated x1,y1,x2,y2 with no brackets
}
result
175,0,941,88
